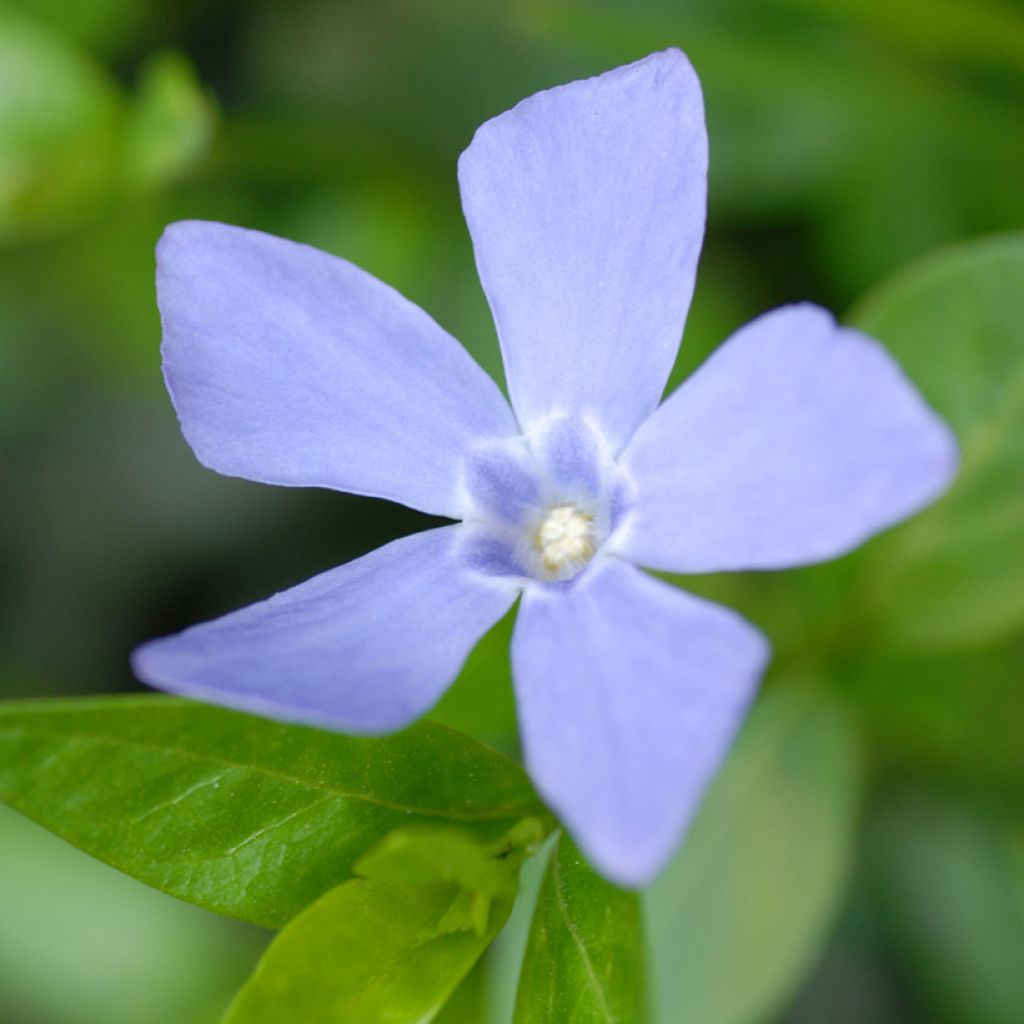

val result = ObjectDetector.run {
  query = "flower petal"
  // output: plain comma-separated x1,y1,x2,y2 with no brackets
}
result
458,50,707,452
511,559,768,887
616,304,958,573
133,526,518,733
158,221,517,517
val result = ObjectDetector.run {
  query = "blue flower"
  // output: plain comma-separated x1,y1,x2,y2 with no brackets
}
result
134,50,956,886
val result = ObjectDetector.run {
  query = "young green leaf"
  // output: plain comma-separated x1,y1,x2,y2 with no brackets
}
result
0,696,541,927
356,818,545,902
850,233,1024,651
221,878,513,1024
646,685,862,1024
513,833,648,1024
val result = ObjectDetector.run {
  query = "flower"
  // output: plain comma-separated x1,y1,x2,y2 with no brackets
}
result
133,50,956,887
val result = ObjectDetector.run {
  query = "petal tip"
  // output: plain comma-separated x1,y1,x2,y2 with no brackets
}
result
571,823,682,890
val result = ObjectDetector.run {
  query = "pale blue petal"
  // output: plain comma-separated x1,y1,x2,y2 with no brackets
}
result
511,559,768,887
458,50,707,452
132,527,518,733
617,304,958,573
529,415,605,498
158,221,517,518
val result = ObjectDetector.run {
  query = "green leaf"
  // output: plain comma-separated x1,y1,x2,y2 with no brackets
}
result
851,642,1024,796
513,834,648,1024
11,0,156,55
0,696,541,927
357,818,546,902
430,606,519,744
0,804,265,1024
869,794,1024,1024
0,7,122,242
121,51,216,193
646,685,862,1024
433,961,488,1024
850,233,1024,651
222,879,513,1024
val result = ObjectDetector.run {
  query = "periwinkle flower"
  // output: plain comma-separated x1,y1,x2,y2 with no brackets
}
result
134,50,956,886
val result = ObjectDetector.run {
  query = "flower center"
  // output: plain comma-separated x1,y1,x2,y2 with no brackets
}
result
534,504,596,574
457,415,632,586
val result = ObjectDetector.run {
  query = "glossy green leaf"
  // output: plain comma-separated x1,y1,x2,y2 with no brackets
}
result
850,234,1024,651
513,834,648,1024
869,795,1024,1024
222,879,513,1024
0,696,541,927
646,685,862,1024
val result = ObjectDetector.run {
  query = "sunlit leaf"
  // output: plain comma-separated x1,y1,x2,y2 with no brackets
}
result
646,686,862,1024
222,879,512,1024
513,834,648,1024
0,696,541,927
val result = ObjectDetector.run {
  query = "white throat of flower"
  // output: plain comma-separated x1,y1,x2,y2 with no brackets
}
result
459,415,628,585
534,504,597,576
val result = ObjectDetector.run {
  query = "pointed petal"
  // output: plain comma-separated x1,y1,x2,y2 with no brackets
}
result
617,304,958,573
511,560,768,886
158,221,517,517
458,50,707,452
133,527,518,733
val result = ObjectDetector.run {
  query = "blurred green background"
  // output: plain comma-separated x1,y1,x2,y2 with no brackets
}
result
1,0,1022,1022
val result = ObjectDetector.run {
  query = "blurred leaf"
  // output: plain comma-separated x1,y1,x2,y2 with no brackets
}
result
514,1,859,218
0,696,541,927
869,794,1024,1024
646,685,862,1024
850,234,1024,651
514,1,1024,289
851,641,1024,796
483,834,552,1024
9,0,156,54
788,0,1024,79
0,804,265,1024
435,961,488,1024
0,6,121,241
122,51,216,192
221,879,512,1024
513,833,648,1024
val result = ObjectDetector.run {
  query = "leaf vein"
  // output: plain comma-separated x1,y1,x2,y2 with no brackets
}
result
552,844,616,1024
